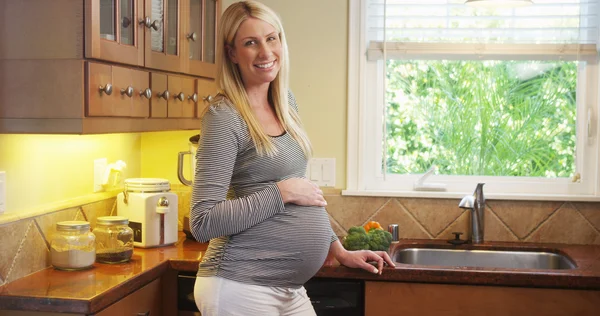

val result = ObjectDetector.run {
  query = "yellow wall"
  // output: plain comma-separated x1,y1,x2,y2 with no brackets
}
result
0,134,141,218
140,131,199,184
144,0,349,188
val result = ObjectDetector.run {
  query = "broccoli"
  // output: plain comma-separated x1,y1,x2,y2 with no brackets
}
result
367,228,393,251
343,226,370,250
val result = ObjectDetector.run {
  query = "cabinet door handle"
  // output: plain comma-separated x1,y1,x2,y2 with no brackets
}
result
140,88,152,99
187,32,197,42
202,95,213,103
188,93,198,103
136,312,150,316
157,90,170,100
138,17,150,27
149,20,160,31
120,86,134,97
174,92,185,102
99,84,113,96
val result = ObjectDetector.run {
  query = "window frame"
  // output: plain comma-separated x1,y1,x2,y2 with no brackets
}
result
344,0,600,201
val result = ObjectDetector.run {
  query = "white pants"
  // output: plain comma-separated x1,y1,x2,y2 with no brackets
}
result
194,276,317,316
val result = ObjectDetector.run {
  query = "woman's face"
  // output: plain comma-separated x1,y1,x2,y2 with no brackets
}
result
228,17,282,89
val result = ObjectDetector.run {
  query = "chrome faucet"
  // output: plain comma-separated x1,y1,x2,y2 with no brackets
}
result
458,183,485,244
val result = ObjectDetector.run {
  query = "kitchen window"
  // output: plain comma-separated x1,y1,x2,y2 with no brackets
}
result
345,0,600,200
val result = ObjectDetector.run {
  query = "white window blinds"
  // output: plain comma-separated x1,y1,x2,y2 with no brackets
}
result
367,0,600,60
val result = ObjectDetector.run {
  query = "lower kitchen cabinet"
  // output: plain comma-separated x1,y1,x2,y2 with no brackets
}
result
0,278,163,316
94,278,161,316
364,281,600,316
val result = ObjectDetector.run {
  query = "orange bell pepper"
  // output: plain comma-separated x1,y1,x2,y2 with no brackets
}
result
363,221,383,232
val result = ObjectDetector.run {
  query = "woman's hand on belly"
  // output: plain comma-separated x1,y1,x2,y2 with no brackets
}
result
276,178,327,207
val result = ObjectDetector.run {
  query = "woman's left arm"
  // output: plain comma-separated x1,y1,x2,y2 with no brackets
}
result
327,240,395,275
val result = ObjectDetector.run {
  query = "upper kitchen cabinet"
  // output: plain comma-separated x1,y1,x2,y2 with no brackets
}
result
85,0,145,66
143,0,186,73
0,0,220,134
183,0,220,78
84,0,219,76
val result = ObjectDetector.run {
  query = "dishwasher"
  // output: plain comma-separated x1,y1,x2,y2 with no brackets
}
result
177,272,364,316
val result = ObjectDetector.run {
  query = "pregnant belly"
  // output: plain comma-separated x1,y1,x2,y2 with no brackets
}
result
223,204,332,286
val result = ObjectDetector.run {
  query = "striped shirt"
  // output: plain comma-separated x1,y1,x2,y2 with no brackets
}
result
190,92,337,288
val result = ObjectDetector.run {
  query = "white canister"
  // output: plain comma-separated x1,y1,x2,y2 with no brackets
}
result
117,178,178,248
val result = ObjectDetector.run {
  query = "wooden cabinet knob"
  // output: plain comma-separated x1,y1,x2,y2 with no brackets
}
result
149,20,160,31
139,88,152,99
187,32,197,42
157,90,170,100
188,93,198,103
138,16,150,27
174,92,185,102
99,84,113,96
202,95,213,103
120,86,134,97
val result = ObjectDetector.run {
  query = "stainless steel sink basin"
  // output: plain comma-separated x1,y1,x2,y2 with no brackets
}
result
393,248,576,270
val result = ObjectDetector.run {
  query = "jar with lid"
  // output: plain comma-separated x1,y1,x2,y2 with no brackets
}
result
50,221,96,271
93,216,134,263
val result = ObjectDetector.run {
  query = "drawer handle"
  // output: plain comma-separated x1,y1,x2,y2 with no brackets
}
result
174,92,185,102
188,93,198,103
202,95,213,103
140,88,152,99
157,90,170,100
120,86,134,98
136,312,150,316
99,84,113,96
187,32,197,42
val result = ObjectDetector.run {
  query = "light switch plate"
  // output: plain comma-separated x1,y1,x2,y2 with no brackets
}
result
306,158,336,187
0,171,6,214
94,158,107,192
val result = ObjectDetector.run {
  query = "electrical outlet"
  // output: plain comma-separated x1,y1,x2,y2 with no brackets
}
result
0,171,6,214
94,158,108,192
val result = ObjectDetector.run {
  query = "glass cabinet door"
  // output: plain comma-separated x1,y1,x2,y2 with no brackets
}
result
146,0,184,72
99,0,135,45
87,0,144,66
186,0,219,78
120,0,135,45
100,0,116,41
188,0,202,61
203,0,216,64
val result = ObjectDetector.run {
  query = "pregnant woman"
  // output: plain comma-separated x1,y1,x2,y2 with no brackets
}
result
190,2,394,315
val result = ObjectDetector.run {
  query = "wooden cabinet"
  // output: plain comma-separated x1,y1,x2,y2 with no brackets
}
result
0,0,220,134
364,281,600,316
84,0,219,77
94,278,162,316
0,278,163,316
184,0,220,78
196,76,218,116
150,73,199,118
85,0,145,66
87,62,151,118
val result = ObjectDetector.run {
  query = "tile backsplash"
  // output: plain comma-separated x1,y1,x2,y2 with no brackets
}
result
1,185,599,287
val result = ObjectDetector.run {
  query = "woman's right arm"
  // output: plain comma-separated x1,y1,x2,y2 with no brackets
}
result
190,105,286,242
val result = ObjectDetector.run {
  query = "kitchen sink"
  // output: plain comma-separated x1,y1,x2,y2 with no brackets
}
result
392,247,576,270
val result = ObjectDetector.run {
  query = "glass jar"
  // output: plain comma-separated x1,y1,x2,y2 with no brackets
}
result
50,221,96,271
93,216,134,264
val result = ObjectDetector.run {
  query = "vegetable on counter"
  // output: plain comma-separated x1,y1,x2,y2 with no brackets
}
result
363,221,382,232
343,221,393,251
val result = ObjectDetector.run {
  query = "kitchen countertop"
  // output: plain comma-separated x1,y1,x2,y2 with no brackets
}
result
1,235,599,314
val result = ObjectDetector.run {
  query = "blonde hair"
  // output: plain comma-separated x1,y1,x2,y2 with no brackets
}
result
215,0,312,158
